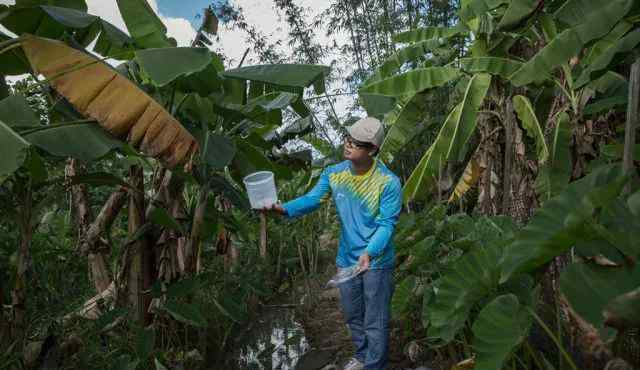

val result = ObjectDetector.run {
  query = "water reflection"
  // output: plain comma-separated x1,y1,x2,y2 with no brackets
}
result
236,308,309,370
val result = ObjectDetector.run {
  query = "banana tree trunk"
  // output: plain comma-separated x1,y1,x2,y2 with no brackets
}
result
11,178,32,350
65,159,113,293
185,184,209,274
125,165,151,324
502,99,515,214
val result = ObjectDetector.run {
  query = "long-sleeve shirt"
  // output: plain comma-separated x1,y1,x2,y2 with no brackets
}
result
282,160,402,269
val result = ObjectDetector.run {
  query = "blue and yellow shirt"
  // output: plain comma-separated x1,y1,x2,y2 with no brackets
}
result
282,160,402,269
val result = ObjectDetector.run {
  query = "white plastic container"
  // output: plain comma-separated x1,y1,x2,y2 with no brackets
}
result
243,171,278,209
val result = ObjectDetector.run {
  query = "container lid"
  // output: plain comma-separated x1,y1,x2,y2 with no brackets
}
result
243,171,274,186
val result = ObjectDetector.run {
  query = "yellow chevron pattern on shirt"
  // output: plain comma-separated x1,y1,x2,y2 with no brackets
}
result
329,163,391,213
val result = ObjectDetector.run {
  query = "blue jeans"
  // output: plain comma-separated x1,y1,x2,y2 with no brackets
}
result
338,267,394,370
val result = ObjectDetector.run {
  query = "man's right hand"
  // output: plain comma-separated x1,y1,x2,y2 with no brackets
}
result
262,202,286,215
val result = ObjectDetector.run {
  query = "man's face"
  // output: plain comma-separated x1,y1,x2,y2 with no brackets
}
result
343,135,375,162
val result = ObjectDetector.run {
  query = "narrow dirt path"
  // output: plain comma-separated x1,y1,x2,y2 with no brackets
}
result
293,267,418,370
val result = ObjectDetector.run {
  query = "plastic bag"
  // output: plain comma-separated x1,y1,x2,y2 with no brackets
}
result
324,265,367,289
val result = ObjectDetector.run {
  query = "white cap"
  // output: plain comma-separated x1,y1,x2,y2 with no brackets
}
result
347,117,385,147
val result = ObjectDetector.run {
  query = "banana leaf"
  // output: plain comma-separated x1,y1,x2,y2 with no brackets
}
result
20,35,198,168
403,73,491,202
459,0,509,21
375,39,444,79
459,57,523,79
498,0,540,29
116,0,174,49
0,120,31,181
534,111,571,202
512,95,549,163
360,67,460,97
509,0,634,86
392,24,465,43
16,0,86,10
23,122,122,160
576,29,640,88
0,5,134,59
135,47,222,87
0,94,40,128
379,93,434,163
448,156,481,203
222,64,330,95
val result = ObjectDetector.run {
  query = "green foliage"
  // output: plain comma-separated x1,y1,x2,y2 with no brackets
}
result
513,95,549,164
472,294,534,370
509,0,634,86
560,263,640,339
23,123,122,161
360,67,460,96
403,73,491,202
135,47,219,87
116,0,174,48
0,95,40,128
0,120,31,181
534,112,572,202
501,164,628,281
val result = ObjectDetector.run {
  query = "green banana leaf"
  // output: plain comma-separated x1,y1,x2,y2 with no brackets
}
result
554,0,605,27
379,93,436,163
459,57,523,79
512,95,549,163
0,120,31,181
534,111,571,202
16,0,86,11
509,0,634,86
0,31,29,76
498,0,540,29
472,294,533,370
500,164,628,282
0,95,40,128
222,64,330,94
403,73,491,202
459,0,509,21
392,24,465,43
559,262,640,339
581,21,633,67
375,39,444,79
202,132,235,170
589,71,628,96
22,122,122,161
360,67,460,97
0,5,133,59
359,93,397,119
425,244,503,342
116,0,174,49
576,29,640,88
135,47,221,87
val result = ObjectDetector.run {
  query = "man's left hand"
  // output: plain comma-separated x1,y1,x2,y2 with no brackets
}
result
358,251,370,271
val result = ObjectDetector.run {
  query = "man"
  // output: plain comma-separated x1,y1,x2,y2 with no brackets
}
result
265,117,402,370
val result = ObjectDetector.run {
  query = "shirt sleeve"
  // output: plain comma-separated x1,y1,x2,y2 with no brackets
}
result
281,168,331,218
365,177,402,258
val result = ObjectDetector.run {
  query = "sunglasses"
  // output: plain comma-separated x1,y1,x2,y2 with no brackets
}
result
344,135,374,149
